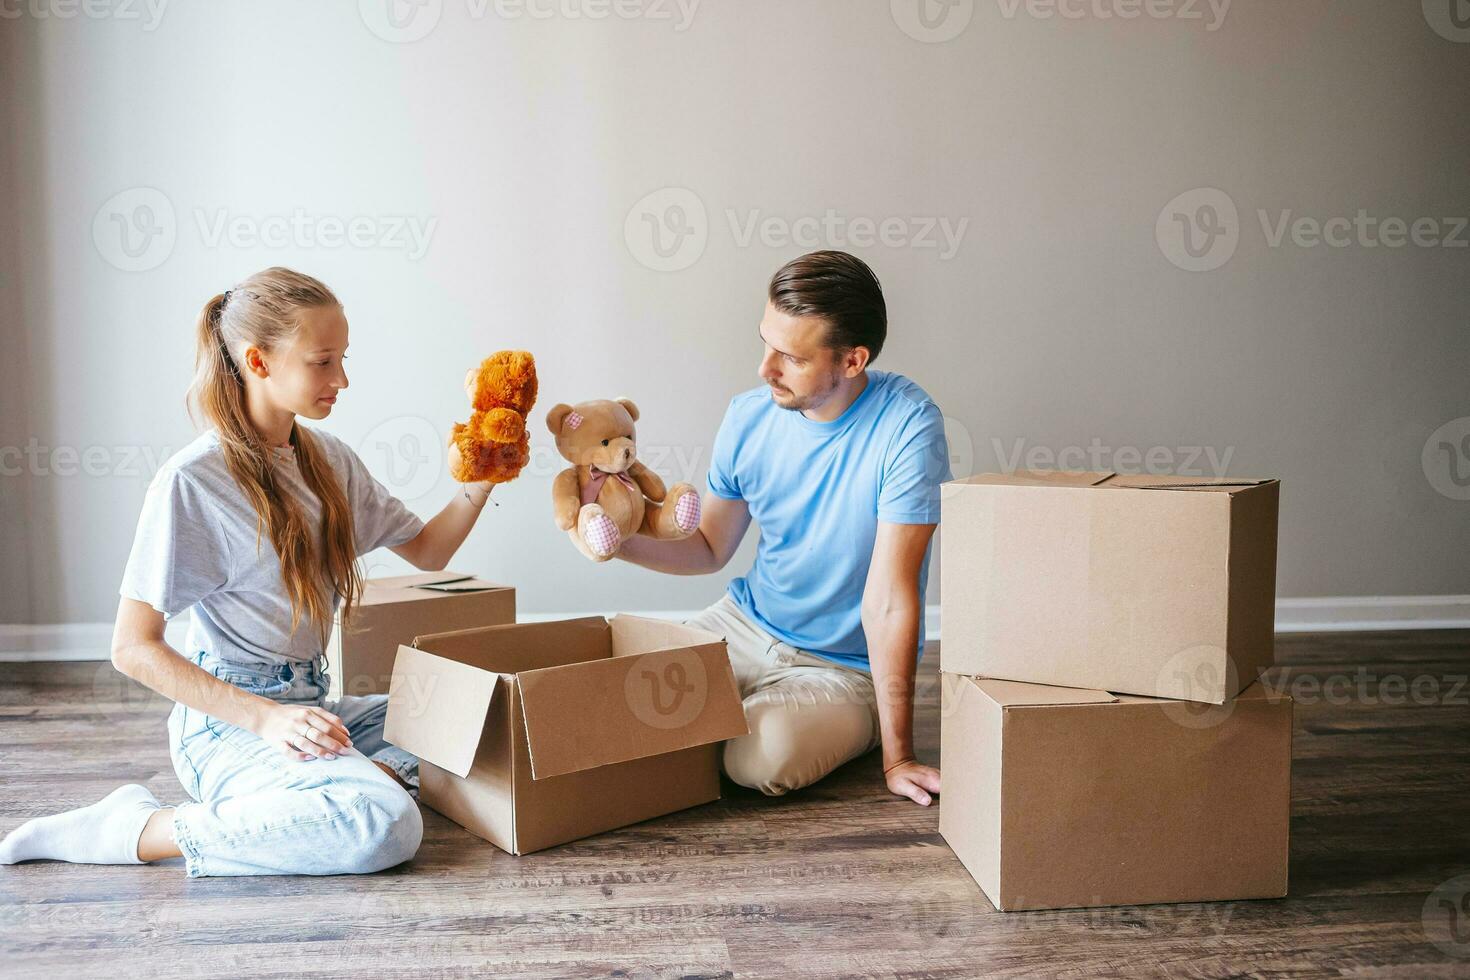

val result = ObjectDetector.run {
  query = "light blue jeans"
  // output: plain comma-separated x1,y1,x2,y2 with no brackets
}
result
167,650,422,877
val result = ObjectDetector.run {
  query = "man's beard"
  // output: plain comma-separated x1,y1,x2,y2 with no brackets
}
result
769,370,842,413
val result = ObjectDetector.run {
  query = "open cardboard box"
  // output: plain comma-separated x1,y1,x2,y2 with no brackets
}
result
326,571,515,700
940,470,1280,703
939,674,1292,911
384,615,749,855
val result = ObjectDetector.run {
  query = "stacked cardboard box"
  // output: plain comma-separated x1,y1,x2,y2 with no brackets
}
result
938,470,1292,911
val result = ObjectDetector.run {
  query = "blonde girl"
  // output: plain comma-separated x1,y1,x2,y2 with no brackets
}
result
0,268,497,875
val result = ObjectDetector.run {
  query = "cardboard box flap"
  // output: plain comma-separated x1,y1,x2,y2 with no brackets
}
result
412,617,610,675
971,677,1119,707
951,470,1115,489
359,570,509,605
1102,475,1276,492
384,644,497,778
364,571,473,590
608,613,725,655
516,644,748,780
410,576,504,594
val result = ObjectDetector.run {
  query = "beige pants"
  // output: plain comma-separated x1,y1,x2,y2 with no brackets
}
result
685,595,880,796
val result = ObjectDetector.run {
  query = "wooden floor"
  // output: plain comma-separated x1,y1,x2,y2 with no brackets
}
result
3,631,1469,978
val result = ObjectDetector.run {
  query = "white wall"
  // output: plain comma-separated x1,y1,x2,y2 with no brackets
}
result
1,0,1467,628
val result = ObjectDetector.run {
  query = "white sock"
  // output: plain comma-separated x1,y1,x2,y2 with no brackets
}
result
0,784,161,866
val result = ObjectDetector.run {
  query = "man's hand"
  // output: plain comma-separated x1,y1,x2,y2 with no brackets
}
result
885,759,941,806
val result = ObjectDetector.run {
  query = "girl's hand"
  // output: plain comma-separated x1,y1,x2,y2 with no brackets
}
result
258,703,353,761
465,481,493,508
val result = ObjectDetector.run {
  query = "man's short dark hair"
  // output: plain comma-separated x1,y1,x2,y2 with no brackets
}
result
768,250,887,364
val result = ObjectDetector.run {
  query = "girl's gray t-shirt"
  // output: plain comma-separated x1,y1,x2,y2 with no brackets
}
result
120,427,426,668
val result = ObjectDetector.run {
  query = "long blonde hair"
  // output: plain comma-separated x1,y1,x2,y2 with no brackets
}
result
188,267,362,646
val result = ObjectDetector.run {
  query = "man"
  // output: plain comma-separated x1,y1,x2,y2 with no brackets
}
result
617,250,951,805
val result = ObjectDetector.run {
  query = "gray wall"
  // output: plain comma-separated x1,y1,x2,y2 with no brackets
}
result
1,0,1466,626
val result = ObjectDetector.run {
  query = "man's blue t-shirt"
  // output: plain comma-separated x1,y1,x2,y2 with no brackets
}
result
706,370,952,672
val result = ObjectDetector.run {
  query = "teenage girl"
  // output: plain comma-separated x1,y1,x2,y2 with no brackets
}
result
0,267,497,875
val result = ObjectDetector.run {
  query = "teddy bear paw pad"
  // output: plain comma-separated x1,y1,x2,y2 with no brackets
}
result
585,513,621,557
674,492,701,532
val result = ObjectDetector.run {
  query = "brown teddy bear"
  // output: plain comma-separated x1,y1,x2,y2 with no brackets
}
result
547,398,701,561
447,350,538,485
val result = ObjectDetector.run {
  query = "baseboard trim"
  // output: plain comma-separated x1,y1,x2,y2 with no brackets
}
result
3,597,1465,663
1273,595,1470,633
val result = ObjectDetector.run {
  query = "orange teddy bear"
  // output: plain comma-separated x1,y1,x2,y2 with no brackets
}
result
447,350,538,485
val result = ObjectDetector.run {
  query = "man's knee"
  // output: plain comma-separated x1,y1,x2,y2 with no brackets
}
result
724,725,802,797
722,693,873,797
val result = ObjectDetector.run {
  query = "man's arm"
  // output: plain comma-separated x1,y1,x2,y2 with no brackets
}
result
862,520,941,806
616,492,752,575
